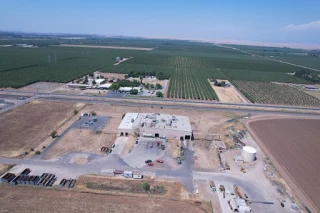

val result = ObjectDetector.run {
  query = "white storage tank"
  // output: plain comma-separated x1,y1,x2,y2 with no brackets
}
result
242,146,257,162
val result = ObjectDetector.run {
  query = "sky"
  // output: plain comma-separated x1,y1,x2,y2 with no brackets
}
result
1,0,320,48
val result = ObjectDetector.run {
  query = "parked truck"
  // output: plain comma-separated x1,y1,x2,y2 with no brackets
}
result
210,181,216,191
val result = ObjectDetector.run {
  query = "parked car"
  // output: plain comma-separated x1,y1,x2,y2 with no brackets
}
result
177,157,182,165
128,150,131,153
109,149,112,153
93,117,98,122
145,160,152,164
156,160,163,163
89,121,94,125
111,144,115,148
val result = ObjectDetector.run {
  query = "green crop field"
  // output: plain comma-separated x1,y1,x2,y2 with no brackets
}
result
1,39,319,104
226,44,320,70
0,46,144,88
232,80,320,107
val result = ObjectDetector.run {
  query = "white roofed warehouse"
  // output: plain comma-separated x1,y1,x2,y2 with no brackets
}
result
118,113,192,140
118,113,139,137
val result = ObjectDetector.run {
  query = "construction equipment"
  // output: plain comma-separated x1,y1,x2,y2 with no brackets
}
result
161,143,165,150
210,181,216,191
219,185,225,192
240,167,246,173
225,161,230,170
234,184,246,200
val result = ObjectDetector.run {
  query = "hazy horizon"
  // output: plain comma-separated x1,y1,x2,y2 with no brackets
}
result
1,0,320,49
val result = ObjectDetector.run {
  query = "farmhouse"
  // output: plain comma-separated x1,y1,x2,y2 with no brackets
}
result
118,113,192,140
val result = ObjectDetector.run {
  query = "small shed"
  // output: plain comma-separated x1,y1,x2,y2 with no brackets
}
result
123,171,133,178
133,171,143,179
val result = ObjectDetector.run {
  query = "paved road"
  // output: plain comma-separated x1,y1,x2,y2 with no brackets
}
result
1,91,319,112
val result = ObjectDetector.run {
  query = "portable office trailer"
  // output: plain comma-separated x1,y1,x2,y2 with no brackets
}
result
123,171,133,178
133,171,143,179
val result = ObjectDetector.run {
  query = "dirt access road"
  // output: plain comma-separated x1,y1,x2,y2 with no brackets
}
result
59,44,153,51
246,116,320,213
0,185,207,213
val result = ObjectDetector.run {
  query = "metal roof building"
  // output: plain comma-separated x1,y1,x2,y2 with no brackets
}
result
118,113,192,140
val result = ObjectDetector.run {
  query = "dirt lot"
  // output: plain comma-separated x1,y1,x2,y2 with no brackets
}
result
0,101,83,158
121,135,136,155
246,116,320,213
129,77,167,87
43,129,116,160
18,82,63,93
192,140,220,171
0,164,12,176
0,185,207,213
209,80,244,103
77,175,181,199
59,44,153,51
95,72,126,80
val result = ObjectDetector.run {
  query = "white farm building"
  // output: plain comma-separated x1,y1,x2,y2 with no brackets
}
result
118,113,192,140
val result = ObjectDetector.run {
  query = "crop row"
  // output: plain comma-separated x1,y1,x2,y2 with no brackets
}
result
232,80,320,107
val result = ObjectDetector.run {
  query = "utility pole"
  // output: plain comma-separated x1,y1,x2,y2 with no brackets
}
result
48,55,51,63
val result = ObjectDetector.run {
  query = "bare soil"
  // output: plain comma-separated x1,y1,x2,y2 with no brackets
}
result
246,116,320,213
43,129,116,160
209,79,244,103
77,175,181,200
121,135,136,155
95,72,126,80
192,140,220,171
0,164,12,176
0,101,82,158
59,44,153,51
18,82,63,93
169,138,180,158
0,185,207,213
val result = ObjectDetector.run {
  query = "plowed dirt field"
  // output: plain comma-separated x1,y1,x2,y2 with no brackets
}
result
0,185,207,213
246,116,320,213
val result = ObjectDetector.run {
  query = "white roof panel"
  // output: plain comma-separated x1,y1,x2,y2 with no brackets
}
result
118,113,139,130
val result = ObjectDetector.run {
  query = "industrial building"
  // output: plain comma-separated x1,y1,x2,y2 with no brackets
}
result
118,113,192,140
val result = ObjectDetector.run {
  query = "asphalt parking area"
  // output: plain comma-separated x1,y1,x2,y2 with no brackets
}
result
122,137,167,168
